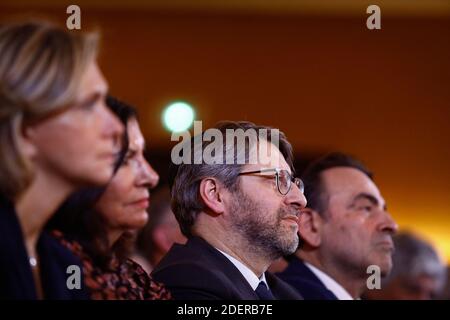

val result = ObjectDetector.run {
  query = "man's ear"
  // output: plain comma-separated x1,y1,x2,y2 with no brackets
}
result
298,208,324,248
199,178,225,216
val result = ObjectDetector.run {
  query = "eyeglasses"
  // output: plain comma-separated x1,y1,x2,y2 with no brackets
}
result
238,168,305,196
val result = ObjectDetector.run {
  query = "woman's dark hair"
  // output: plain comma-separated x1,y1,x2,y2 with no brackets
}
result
106,95,137,170
46,95,137,269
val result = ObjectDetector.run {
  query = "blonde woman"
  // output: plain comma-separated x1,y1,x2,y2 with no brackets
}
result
0,21,123,299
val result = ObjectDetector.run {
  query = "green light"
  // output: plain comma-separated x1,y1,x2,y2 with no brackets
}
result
162,101,195,132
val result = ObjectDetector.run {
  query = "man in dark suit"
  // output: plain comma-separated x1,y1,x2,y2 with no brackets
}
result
278,153,398,300
154,236,302,299
152,121,306,300
278,255,338,300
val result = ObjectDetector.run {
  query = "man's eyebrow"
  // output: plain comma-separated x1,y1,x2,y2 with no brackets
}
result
351,192,386,210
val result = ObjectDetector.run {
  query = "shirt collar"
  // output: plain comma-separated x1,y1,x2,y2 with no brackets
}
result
216,248,268,291
304,262,354,300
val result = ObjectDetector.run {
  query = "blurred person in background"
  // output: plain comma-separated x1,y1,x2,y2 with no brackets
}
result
278,152,398,300
436,266,450,300
47,96,170,300
0,21,123,299
364,231,447,300
132,186,186,274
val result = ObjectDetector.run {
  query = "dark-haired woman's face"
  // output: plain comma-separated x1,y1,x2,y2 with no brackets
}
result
94,118,159,231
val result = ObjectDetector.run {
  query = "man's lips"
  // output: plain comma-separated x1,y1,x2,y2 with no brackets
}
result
282,215,299,224
376,240,395,252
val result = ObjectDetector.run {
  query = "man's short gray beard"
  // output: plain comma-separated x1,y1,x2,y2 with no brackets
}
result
229,189,299,261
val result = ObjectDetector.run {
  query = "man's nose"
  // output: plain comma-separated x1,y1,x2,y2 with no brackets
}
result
285,182,307,210
378,210,398,235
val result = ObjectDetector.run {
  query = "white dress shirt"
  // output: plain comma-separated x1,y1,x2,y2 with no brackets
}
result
304,262,354,300
216,248,268,291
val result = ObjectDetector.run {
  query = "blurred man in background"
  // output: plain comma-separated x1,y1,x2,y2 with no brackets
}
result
364,231,447,300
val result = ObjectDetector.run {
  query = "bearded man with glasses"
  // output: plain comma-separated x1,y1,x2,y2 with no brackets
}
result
152,121,306,300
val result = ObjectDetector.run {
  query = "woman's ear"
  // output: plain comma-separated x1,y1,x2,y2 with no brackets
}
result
298,208,323,248
19,121,38,161
199,178,225,216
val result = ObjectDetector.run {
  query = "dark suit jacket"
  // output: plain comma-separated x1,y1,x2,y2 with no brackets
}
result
152,236,303,300
276,256,338,300
0,194,88,299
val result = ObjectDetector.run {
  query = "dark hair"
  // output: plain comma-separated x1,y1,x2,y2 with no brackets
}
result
169,120,294,238
46,96,137,269
301,152,373,216
105,95,137,169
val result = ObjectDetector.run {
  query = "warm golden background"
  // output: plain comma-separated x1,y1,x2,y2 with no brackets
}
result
1,1,449,262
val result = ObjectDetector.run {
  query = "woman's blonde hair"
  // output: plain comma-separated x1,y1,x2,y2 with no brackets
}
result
0,20,99,198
